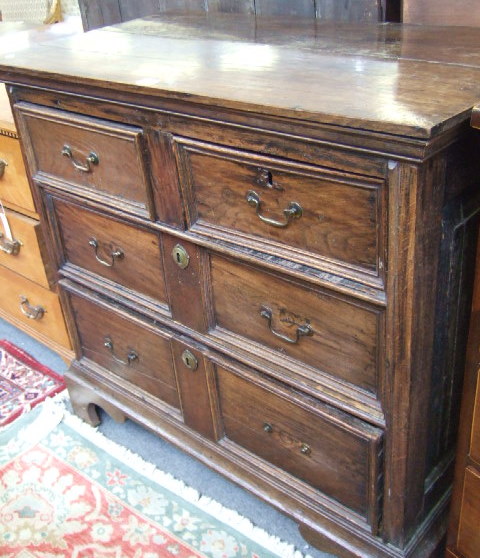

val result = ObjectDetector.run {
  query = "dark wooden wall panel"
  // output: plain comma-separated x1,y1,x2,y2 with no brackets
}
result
255,0,315,17
158,0,207,14
208,0,255,14
80,0,401,31
119,0,161,20
79,0,122,31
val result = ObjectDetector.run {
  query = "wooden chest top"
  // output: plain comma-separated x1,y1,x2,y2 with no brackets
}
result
1,16,480,138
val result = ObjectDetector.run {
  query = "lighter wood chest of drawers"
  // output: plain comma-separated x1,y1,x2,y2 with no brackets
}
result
0,86,72,360
5,16,480,558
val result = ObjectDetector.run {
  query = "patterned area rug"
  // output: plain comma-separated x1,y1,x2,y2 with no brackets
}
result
0,400,306,558
0,340,66,427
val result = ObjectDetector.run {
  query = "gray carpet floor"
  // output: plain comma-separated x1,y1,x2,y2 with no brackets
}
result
0,317,335,558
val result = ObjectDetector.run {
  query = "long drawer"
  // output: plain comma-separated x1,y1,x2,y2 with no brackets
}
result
0,264,70,348
209,253,382,396
215,363,383,525
0,207,50,287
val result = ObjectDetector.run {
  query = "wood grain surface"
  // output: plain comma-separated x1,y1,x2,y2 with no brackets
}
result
3,16,480,137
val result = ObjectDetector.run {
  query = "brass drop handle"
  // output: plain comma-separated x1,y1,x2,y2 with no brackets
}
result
19,295,45,320
62,144,99,173
0,232,21,255
246,190,302,228
104,336,138,366
0,159,8,178
260,306,313,344
300,443,312,456
88,238,124,267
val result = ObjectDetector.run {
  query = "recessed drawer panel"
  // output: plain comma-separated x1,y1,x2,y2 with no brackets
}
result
69,292,180,409
176,139,383,281
0,132,35,214
210,254,381,395
51,197,168,307
15,103,152,218
216,365,383,522
0,264,70,348
0,207,50,287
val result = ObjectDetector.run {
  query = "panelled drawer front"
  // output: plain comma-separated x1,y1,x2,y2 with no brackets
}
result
457,467,480,558
0,264,70,348
210,254,381,395
68,293,180,409
0,208,50,287
216,365,383,522
176,139,383,280
15,103,152,217
51,197,168,307
0,133,35,213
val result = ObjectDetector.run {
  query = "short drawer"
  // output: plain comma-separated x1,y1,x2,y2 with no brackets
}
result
215,365,383,523
0,207,50,287
50,197,168,308
176,138,384,281
15,103,152,218
0,264,70,348
68,292,180,409
0,132,35,214
209,254,382,395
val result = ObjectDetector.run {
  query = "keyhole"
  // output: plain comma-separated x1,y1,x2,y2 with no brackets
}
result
172,244,189,269
181,349,198,371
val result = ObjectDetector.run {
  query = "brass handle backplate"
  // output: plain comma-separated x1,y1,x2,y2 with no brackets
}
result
62,144,99,173
0,159,8,178
19,295,45,320
89,238,124,267
260,306,313,344
104,336,138,366
0,232,21,255
246,190,302,228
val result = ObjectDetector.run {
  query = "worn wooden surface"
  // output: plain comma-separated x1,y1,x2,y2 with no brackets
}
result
403,0,480,27
79,0,397,30
2,17,480,138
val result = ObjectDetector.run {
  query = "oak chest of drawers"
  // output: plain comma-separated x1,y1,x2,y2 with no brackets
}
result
4,16,480,557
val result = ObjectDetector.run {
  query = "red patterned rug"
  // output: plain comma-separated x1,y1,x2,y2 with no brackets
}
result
0,401,304,558
0,339,66,426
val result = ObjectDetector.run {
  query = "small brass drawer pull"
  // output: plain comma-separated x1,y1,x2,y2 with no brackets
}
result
0,159,8,178
246,190,302,228
260,306,313,344
181,349,198,371
0,232,21,255
104,336,138,366
62,144,99,173
19,295,45,320
88,238,124,267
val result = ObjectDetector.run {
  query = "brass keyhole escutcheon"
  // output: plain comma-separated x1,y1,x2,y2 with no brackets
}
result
181,349,198,371
172,244,190,269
